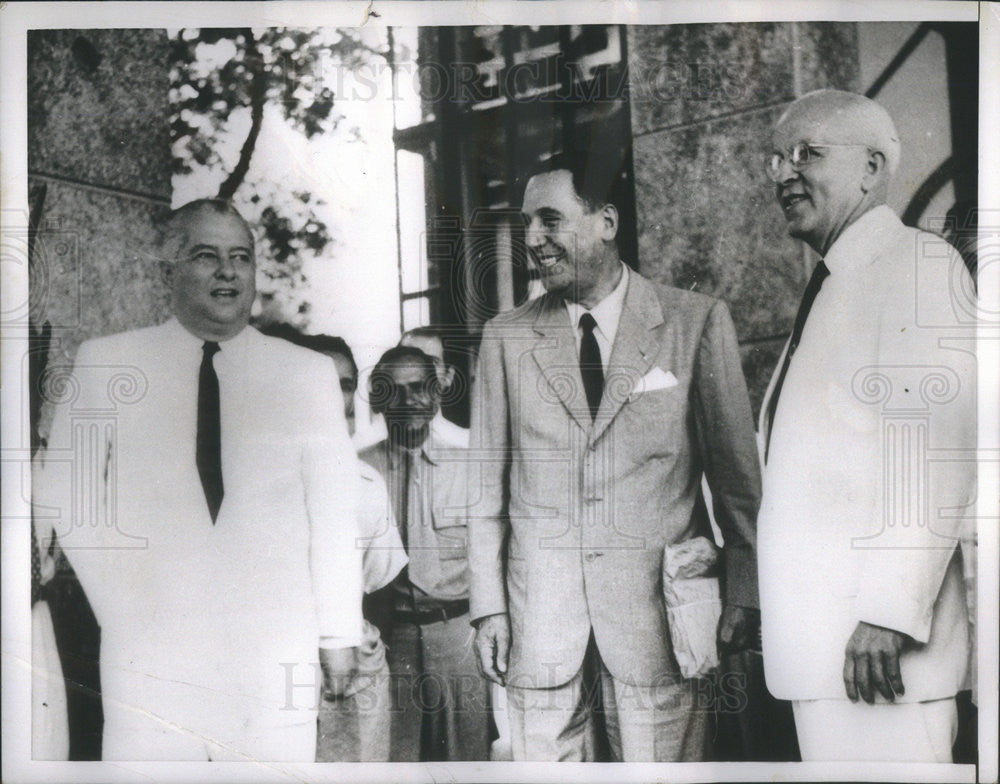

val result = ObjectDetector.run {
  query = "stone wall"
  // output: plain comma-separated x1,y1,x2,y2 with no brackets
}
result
26,29,174,759
627,22,861,417
28,29,173,369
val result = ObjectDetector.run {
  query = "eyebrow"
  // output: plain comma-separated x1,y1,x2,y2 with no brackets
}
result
188,243,253,253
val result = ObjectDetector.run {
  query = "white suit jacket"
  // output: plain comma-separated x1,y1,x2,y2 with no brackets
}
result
757,206,976,702
34,319,363,739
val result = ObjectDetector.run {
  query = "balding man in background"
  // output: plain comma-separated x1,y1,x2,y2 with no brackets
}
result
757,90,976,761
34,199,363,761
399,327,470,447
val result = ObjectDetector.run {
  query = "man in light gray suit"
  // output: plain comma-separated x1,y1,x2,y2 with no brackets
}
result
468,151,762,761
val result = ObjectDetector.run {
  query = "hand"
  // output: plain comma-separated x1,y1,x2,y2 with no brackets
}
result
717,604,759,654
319,646,357,699
843,621,910,703
473,613,510,686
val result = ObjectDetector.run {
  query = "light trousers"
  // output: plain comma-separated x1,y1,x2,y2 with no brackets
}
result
792,697,957,762
102,706,317,761
317,620,391,762
506,635,708,762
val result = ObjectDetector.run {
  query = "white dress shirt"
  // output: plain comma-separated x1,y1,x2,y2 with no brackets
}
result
564,262,629,372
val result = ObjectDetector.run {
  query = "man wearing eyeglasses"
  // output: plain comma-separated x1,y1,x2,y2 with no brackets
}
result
757,90,976,761
33,200,364,760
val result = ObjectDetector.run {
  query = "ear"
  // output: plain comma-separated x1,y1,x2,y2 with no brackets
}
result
599,203,619,242
367,376,384,415
860,150,887,193
442,364,456,391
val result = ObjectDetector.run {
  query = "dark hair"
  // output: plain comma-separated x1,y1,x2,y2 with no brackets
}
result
368,345,437,415
259,323,358,380
401,325,441,342
159,198,253,259
516,140,631,214
400,326,445,356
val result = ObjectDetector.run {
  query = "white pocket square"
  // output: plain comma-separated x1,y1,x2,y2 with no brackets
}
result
631,367,678,397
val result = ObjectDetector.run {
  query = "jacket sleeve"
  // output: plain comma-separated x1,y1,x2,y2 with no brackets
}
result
32,339,117,620
358,468,407,594
691,299,762,609
854,241,976,643
301,355,364,646
467,317,511,622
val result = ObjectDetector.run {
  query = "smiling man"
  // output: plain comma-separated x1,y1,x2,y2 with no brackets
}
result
34,199,363,760
757,91,976,761
359,346,490,761
468,151,762,761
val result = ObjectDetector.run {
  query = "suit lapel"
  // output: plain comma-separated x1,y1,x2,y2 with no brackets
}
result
531,295,593,434
590,273,663,446
758,337,791,465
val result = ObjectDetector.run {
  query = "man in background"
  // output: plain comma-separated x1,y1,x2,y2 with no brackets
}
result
757,90,976,761
259,327,408,762
361,345,491,761
34,199,363,761
399,326,469,446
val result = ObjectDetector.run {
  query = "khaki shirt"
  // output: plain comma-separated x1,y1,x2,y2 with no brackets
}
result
359,429,471,608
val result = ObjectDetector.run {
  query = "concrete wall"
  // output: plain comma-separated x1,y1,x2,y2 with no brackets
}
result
28,29,173,371
628,22,861,418
857,23,956,225
628,21,967,417
628,23,860,412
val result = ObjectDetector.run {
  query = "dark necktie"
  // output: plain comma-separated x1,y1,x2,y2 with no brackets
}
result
31,522,42,606
399,449,411,548
579,312,604,421
197,341,224,523
764,260,831,462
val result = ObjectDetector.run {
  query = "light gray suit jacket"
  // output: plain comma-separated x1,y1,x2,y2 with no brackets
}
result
468,271,760,688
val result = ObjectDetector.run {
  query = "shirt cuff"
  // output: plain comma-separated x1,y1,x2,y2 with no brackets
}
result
855,591,932,644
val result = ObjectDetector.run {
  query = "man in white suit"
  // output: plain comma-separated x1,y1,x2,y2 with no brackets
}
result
757,90,976,761
34,200,363,761
469,152,762,761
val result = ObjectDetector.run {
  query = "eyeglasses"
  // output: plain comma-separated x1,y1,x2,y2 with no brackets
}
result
765,142,869,181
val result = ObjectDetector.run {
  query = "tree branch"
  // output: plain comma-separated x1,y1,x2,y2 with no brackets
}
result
217,29,266,201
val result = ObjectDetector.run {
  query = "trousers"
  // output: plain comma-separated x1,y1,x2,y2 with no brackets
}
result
792,697,957,762
317,620,391,762
386,612,491,761
506,633,708,761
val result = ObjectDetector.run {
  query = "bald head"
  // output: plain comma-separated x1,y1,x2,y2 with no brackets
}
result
776,90,900,177
771,90,900,256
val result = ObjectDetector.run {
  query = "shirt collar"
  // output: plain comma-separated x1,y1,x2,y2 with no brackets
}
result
823,204,902,275
387,429,440,469
564,262,629,338
164,316,253,363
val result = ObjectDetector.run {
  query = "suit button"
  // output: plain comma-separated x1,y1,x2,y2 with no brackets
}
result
584,551,603,562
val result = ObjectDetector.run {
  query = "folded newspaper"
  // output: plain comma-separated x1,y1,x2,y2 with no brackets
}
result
662,536,722,679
